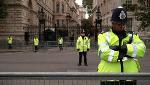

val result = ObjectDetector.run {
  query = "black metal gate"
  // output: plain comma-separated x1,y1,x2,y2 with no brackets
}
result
23,25,81,42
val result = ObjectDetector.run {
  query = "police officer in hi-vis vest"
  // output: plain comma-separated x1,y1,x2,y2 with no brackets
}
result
58,36,63,51
7,35,13,49
76,30,90,66
97,6,146,85
34,35,39,52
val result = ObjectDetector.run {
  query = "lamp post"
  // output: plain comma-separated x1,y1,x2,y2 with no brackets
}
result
95,6,102,41
66,13,71,39
24,26,29,45
38,7,45,43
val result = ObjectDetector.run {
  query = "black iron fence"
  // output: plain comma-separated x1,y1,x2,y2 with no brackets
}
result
0,25,149,50
23,25,96,42
0,38,149,51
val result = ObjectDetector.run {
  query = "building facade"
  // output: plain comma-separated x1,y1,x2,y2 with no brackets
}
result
54,0,80,41
91,0,150,37
78,6,86,22
0,0,81,43
0,0,54,41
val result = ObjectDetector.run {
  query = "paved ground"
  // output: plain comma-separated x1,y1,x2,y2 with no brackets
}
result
0,47,150,85
0,47,100,72
0,47,149,72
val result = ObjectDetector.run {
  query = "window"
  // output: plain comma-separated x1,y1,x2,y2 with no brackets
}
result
62,4,64,13
125,0,132,4
56,3,60,13
62,20,64,26
146,0,150,7
44,0,46,4
126,18,132,31
28,0,33,9
57,19,59,27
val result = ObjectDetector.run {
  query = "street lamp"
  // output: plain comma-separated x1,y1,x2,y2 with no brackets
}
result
38,7,45,43
66,13,71,39
95,6,102,41
24,26,29,45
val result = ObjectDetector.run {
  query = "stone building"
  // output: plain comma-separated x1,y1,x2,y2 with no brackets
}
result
0,0,81,43
91,0,150,37
54,0,81,41
0,0,54,41
78,6,86,21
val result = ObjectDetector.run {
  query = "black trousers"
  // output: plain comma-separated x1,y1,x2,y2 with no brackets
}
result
59,44,63,51
78,52,87,65
34,46,38,52
8,44,12,49
101,80,136,85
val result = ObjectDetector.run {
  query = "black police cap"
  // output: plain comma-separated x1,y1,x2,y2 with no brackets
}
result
111,6,127,24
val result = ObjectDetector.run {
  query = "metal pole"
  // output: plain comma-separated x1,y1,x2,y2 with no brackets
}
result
0,72,150,80
55,24,57,41
99,19,102,33
67,19,69,37
95,20,98,41
39,21,41,44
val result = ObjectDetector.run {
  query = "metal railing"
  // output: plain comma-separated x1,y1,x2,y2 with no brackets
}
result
44,41,76,47
44,41,97,49
0,72,150,85
142,37,150,48
0,38,149,50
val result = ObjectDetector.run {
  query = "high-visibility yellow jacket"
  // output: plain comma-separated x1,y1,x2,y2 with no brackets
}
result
58,37,63,45
76,36,90,52
34,37,39,46
7,36,13,44
97,29,146,73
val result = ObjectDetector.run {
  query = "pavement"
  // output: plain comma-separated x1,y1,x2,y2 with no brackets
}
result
0,49,25,53
0,47,149,72
0,47,99,72
0,47,150,85
0,46,32,53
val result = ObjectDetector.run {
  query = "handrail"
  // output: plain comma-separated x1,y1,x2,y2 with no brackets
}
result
0,72,150,80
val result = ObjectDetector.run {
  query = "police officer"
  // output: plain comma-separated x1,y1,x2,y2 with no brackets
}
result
34,35,39,52
97,6,146,85
76,30,90,66
7,35,13,49
58,36,63,51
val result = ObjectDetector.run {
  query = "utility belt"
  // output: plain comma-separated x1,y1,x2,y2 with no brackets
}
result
117,57,138,61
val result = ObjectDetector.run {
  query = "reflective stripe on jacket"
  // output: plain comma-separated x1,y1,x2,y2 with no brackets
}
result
97,30,146,73
76,36,90,52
